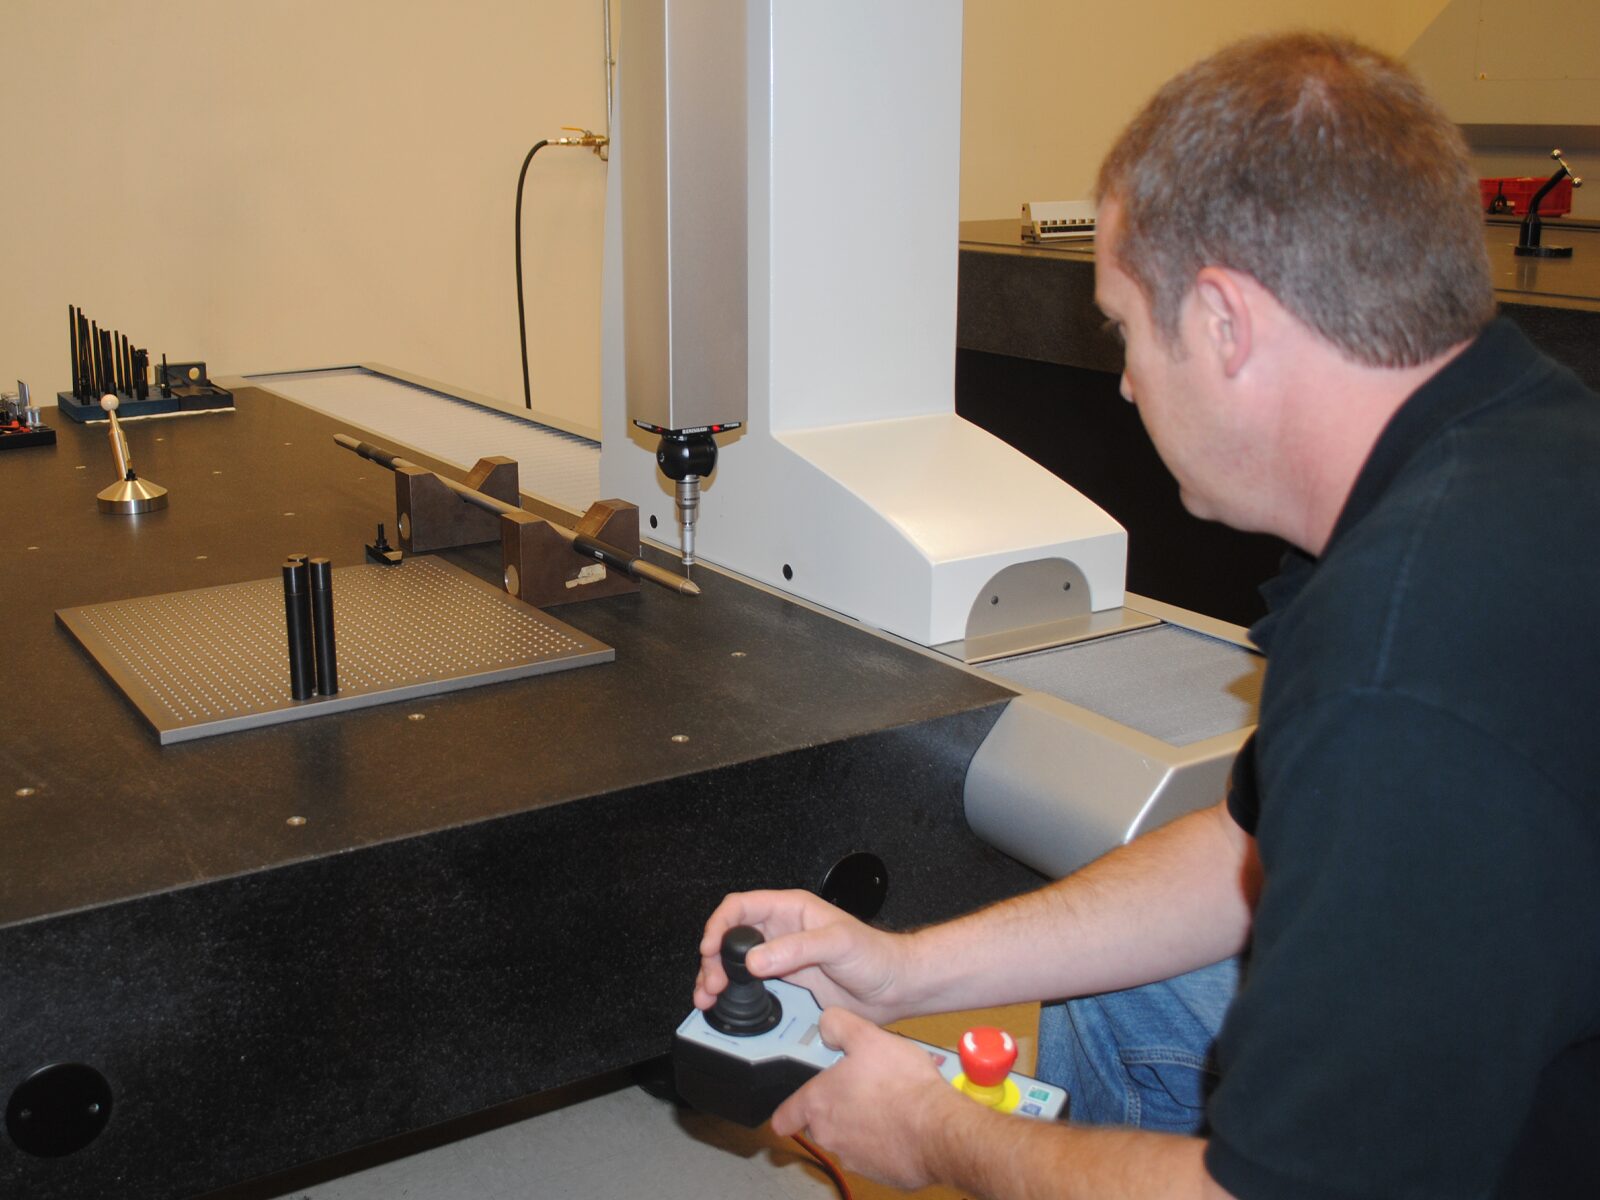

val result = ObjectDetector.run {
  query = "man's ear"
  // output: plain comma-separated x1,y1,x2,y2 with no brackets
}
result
1194,268,1251,378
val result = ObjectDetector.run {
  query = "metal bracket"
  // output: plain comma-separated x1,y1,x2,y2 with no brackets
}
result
502,499,642,607
394,456,520,553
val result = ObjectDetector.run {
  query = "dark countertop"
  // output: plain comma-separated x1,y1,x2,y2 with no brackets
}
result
958,218,1600,388
0,391,1039,1198
958,220,1121,374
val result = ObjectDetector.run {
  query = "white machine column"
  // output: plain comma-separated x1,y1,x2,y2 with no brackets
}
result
602,0,1127,651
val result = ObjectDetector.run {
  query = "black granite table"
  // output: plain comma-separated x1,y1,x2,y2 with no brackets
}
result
0,390,1039,1199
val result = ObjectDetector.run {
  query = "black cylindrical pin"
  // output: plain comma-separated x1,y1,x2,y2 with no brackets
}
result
308,557,338,696
282,559,314,700
79,313,91,399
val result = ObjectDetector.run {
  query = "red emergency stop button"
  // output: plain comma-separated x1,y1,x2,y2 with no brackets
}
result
959,1026,1017,1088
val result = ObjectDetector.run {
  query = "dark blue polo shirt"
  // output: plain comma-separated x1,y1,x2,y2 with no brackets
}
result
1206,319,1600,1199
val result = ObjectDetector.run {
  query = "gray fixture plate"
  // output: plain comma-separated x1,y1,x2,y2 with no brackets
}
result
56,556,613,744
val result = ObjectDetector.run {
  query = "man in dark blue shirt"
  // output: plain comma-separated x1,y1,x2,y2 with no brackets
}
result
695,32,1600,1198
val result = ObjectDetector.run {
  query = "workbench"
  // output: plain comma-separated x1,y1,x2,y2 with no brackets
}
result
0,389,1041,1199
957,216,1600,383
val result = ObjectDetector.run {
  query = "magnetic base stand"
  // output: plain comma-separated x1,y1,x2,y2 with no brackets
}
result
1513,243,1574,259
97,477,169,514
1513,151,1583,260
97,396,168,514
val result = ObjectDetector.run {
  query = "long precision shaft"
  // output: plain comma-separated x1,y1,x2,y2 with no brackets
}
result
333,434,700,596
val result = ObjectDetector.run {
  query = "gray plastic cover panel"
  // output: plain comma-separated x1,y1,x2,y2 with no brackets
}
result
56,557,613,744
982,623,1262,747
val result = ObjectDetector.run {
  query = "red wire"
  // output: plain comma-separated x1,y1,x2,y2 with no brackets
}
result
791,1133,854,1200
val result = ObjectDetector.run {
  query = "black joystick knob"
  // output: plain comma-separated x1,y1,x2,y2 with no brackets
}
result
707,925,782,1036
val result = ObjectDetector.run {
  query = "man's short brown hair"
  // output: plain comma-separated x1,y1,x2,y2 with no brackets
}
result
1097,32,1495,368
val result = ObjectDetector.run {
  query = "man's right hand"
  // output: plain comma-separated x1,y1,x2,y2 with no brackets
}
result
693,889,915,1024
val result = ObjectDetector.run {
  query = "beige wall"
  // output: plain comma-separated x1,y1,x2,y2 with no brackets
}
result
5,1,1587,437
1407,0,1599,128
959,0,1453,219
2,0,610,433
960,0,1597,223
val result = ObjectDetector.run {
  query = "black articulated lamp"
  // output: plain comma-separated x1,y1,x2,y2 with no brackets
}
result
1514,149,1584,259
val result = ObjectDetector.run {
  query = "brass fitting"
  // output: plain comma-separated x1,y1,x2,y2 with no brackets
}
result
554,126,610,160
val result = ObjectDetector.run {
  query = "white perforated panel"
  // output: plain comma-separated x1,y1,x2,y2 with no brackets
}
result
57,557,612,744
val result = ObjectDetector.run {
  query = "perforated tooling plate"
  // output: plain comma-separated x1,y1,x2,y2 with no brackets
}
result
56,556,613,744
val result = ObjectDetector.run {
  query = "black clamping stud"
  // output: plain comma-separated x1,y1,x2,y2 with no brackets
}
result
366,521,403,566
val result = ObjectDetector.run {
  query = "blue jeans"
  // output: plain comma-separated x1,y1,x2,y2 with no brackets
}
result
1034,957,1240,1133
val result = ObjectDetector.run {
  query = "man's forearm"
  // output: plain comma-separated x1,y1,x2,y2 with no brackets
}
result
898,798,1258,1015
927,1098,1231,1200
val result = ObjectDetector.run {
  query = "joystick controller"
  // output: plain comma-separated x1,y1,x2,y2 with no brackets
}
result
674,928,1066,1127
706,925,782,1035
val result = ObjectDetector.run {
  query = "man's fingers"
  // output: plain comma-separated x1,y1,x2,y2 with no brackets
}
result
696,889,816,957
696,890,815,1008
817,1005,874,1052
695,890,868,1015
692,967,718,1010
750,920,856,980
770,1077,817,1139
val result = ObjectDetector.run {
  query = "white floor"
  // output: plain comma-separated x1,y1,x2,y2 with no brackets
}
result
221,1005,1038,1200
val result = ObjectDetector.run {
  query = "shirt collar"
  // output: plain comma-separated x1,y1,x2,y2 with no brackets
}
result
1322,318,1538,555
1247,318,1539,652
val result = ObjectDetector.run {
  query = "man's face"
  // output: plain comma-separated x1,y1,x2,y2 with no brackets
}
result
1094,200,1252,527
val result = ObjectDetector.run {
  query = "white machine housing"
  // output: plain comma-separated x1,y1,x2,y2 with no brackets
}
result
600,0,1127,649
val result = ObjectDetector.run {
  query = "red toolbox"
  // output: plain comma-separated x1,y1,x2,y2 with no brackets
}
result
1480,176,1574,216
